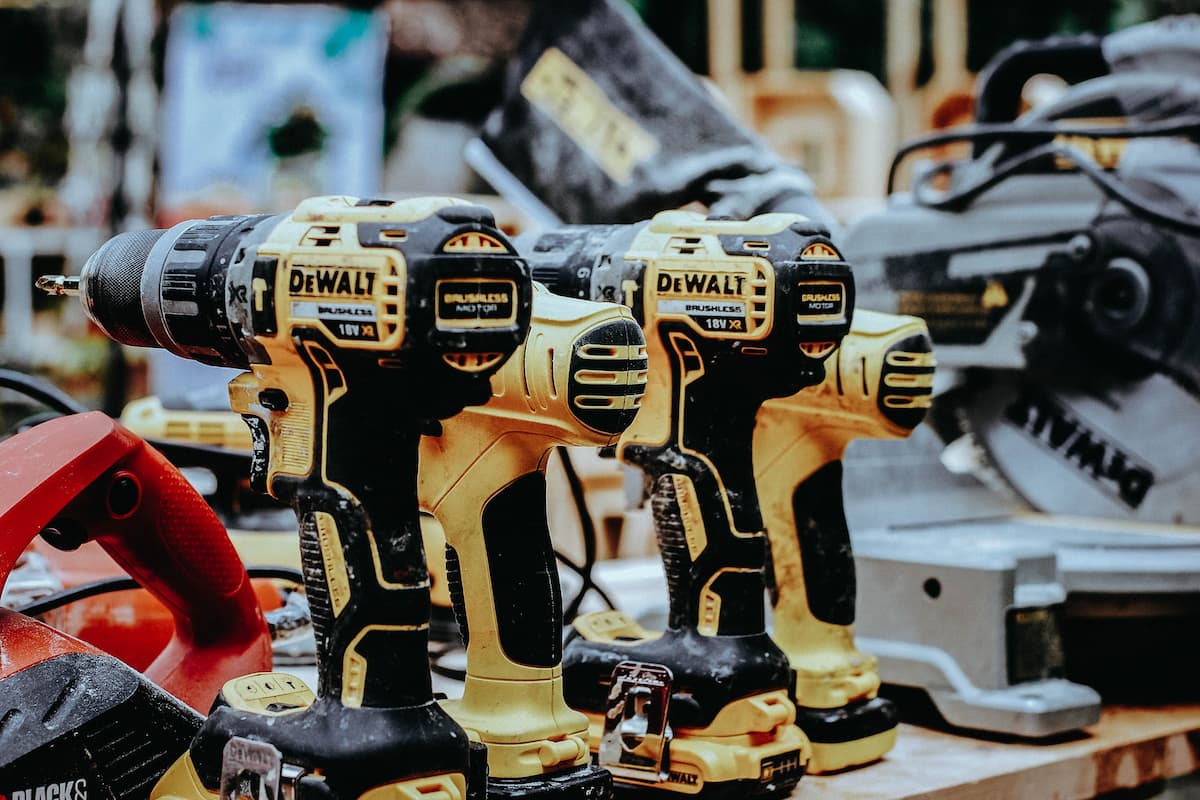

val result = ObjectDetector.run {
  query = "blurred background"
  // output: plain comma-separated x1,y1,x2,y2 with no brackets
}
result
0,0,1195,417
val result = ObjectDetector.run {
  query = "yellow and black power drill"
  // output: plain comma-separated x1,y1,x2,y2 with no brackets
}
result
755,309,935,774
419,283,647,799
526,210,854,797
39,195,533,800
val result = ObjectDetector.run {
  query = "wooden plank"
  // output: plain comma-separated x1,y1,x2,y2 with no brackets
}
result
800,706,1200,799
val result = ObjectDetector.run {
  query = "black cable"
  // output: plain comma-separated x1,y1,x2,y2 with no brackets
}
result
14,565,304,617
887,116,1200,194
911,138,1200,236
428,642,468,682
555,550,617,612
555,446,617,623
0,369,90,416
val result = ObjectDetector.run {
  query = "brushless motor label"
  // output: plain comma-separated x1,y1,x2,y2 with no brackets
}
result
657,299,747,332
795,282,845,320
435,278,517,329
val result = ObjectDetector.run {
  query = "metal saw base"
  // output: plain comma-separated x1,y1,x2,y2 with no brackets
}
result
854,514,1200,735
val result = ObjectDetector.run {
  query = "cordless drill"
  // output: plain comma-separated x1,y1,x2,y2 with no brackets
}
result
526,210,854,796
39,195,533,800
755,309,935,773
419,283,646,799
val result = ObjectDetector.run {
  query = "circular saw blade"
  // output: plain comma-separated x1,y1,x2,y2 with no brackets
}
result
960,372,1200,525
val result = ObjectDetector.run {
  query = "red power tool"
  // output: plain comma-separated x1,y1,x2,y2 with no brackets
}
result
0,412,272,793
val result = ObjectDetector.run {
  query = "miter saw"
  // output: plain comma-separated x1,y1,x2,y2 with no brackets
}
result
840,16,1200,727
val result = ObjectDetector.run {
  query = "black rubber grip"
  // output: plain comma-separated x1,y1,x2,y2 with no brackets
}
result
480,472,563,668
271,333,436,709
651,473,694,631
975,33,1107,123
446,544,469,646
792,460,855,627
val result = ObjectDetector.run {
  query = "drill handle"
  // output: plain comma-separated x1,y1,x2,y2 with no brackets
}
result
0,412,271,711
445,471,563,677
769,460,856,629
236,344,436,710
626,330,772,636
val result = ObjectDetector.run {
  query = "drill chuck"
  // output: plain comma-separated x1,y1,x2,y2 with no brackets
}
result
523,224,637,303
76,215,277,369
78,228,167,349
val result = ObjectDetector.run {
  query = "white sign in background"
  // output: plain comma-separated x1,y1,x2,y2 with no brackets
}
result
159,3,388,210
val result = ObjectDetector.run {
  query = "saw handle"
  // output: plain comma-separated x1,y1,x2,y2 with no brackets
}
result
974,32,1107,126
0,412,270,711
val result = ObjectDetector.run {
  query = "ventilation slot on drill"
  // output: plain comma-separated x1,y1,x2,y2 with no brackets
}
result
302,226,342,247
666,236,705,255
800,342,836,359
569,322,648,434
442,352,505,372
748,264,770,332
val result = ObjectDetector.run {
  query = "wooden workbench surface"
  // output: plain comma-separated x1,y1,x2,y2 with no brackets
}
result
800,706,1200,799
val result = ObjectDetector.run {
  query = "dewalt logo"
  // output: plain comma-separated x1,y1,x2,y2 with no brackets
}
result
667,771,699,786
288,266,376,298
655,270,747,297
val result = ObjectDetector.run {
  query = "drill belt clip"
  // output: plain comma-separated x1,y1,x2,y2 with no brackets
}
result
220,738,282,800
220,739,312,800
599,661,674,783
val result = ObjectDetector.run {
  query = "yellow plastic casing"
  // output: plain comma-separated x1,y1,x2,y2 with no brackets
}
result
754,309,934,772
418,285,647,779
121,396,255,451
152,756,465,800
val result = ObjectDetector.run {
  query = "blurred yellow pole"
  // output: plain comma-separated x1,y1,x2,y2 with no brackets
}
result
886,0,922,138
762,0,794,74
707,0,745,108
932,0,969,94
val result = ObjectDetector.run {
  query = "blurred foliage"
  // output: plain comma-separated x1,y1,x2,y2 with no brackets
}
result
0,7,85,187
267,108,328,159
967,0,1117,72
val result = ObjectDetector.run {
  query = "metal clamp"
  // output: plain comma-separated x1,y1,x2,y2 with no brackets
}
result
220,738,312,800
220,738,281,800
598,661,674,783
